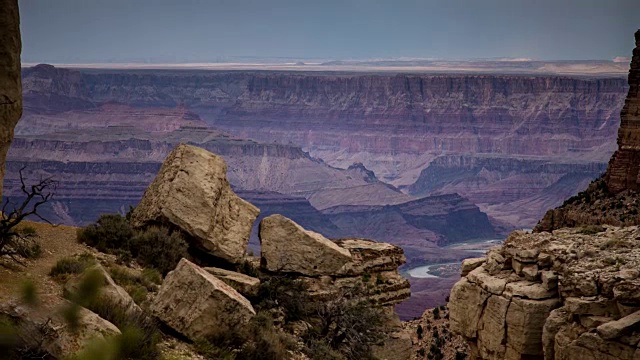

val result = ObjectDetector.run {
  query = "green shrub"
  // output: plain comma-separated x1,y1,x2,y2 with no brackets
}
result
124,285,148,305
81,294,161,359
141,268,162,286
433,307,440,320
16,225,37,236
236,260,259,277
49,254,96,280
196,312,295,360
193,338,236,360
77,214,134,254
15,240,41,259
254,275,313,322
579,225,605,235
78,213,187,275
130,226,188,275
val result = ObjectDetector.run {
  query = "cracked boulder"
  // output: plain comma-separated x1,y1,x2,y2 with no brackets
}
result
131,144,260,263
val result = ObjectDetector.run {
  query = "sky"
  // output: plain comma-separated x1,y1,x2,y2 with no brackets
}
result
19,0,640,63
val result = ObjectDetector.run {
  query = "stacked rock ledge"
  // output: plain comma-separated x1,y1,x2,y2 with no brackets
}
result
449,226,640,360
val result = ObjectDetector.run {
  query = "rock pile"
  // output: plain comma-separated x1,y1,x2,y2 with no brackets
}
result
450,226,640,360
129,143,411,346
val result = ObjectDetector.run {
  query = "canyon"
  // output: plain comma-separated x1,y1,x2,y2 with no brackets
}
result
13,64,628,230
6,61,629,320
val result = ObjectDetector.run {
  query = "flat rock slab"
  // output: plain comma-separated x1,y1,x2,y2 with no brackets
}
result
203,267,260,297
597,310,640,340
461,257,486,276
259,214,352,276
131,144,260,263
151,258,255,341
334,238,406,276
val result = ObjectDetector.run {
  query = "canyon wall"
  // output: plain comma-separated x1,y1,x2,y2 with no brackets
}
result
7,95,496,266
0,0,21,198
18,64,627,228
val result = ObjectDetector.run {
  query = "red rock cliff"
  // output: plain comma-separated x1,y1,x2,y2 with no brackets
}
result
607,30,640,193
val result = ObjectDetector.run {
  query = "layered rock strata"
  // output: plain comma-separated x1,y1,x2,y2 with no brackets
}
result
607,30,640,193
0,0,21,198
449,226,640,360
130,144,260,263
258,216,411,307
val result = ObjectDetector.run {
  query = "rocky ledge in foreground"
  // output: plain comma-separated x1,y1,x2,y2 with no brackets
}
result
449,226,640,360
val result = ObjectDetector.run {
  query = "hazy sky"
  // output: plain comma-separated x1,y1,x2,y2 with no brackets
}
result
19,0,640,63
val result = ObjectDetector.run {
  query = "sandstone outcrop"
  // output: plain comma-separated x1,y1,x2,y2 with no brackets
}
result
131,144,260,263
259,214,352,276
449,226,640,360
150,258,256,341
203,266,260,297
0,0,22,199
282,234,411,307
607,30,640,193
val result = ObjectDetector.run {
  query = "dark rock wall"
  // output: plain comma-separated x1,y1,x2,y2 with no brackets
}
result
0,0,21,198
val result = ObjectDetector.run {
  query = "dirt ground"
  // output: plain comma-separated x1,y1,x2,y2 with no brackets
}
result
0,221,90,306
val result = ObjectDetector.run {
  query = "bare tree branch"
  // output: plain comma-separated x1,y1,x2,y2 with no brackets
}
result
0,167,57,264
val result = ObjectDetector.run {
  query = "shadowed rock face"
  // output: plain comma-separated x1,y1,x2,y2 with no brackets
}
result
0,0,21,198
607,30,640,193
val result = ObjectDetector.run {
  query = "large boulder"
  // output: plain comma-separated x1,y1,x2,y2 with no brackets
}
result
150,258,255,341
0,0,22,199
259,214,352,276
131,144,260,263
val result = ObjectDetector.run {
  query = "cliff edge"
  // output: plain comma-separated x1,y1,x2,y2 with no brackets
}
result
448,30,640,360
536,30,640,232
0,0,21,198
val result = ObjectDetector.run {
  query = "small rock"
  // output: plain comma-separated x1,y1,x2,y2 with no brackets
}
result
522,264,539,282
467,267,507,295
505,281,557,300
461,257,486,276
540,271,558,290
512,259,524,275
